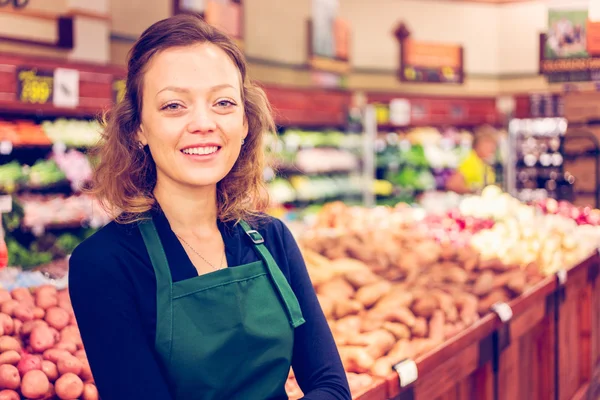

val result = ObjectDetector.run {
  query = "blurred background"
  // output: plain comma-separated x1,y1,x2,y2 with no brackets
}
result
1,1,600,399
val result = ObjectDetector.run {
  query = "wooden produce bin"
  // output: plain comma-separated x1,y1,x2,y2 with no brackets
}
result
557,253,600,400
353,378,388,400
496,276,557,400
386,314,499,400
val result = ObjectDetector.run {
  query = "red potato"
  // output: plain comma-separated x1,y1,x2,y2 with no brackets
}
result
0,389,19,400
40,383,55,400
10,288,33,303
0,365,19,389
17,354,42,376
13,305,34,322
55,373,83,400
74,350,86,360
0,315,14,337
68,314,77,327
21,321,48,337
35,285,57,299
0,301,18,317
42,349,71,364
48,328,60,344
79,358,93,382
0,291,11,305
33,307,45,319
12,320,21,337
0,338,19,354
30,326,56,353
82,383,99,400
45,308,70,331
36,294,58,311
57,356,82,376
21,370,49,399
54,341,77,354
60,326,82,349
0,351,20,366
41,361,58,382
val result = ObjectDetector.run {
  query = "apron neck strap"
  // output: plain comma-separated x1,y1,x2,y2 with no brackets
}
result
238,220,305,328
139,217,174,287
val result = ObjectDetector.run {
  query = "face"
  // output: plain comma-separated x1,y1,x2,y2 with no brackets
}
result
475,138,497,163
138,43,247,191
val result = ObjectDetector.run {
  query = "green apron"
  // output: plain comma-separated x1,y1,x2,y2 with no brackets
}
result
139,218,305,399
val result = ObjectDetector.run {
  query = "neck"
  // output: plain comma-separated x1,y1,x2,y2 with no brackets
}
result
153,177,218,234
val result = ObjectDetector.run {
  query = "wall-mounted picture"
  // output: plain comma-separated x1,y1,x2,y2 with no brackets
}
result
545,9,588,59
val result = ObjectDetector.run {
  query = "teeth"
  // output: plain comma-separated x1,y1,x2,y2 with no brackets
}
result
182,146,219,155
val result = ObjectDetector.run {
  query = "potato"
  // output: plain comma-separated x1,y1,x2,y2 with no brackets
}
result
0,365,19,390
60,326,83,349
30,325,56,353
41,361,58,382
74,350,87,360
0,316,13,338
36,294,58,311
21,320,48,337
42,349,71,364
12,321,21,337
82,383,99,400
0,389,19,400
10,288,33,304
32,307,45,320
17,354,42,376
41,383,55,400
55,373,84,400
79,358,93,382
21,370,49,399
35,286,57,299
0,302,18,317
0,291,11,305
0,351,20,366
54,341,77,354
45,308,70,331
13,305,34,322
57,356,82,376
0,338,19,354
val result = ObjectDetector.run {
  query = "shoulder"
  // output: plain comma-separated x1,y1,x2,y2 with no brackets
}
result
246,214,296,246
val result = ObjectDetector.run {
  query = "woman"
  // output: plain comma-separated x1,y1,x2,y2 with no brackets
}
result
68,13,351,400
445,127,498,194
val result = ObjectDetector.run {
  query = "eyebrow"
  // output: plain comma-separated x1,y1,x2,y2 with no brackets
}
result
155,84,236,97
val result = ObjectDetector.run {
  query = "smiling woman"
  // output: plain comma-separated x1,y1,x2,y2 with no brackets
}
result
68,12,351,400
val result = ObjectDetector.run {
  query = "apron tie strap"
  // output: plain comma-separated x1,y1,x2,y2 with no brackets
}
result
240,220,305,328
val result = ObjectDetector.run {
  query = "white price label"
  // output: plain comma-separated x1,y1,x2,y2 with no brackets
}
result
491,302,513,323
0,141,13,155
0,196,11,213
52,142,67,155
393,359,418,388
53,68,80,108
557,269,567,286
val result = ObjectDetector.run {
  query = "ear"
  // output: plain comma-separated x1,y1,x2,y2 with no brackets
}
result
137,125,148,146
242,118,249,141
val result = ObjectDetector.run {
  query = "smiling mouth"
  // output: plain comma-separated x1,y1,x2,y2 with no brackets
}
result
181,146,221,156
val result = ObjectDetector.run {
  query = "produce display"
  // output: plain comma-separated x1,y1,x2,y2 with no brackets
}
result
40,120,101,148
27,161,66,190
533,198,600,226
0,285,97,399
0,122,50,147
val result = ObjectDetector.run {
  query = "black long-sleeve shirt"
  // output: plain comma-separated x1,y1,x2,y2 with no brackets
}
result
68,209,350,400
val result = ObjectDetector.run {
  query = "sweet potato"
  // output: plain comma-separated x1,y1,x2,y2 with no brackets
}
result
42,349,71,364
82,383,99,400
338,346,375,374
369,339,414,377
41,361,58,382
45,308,70,331
428,310,446,344
0,316,13,337
411,296,439,318
334,316,361,336
507,273,527,295
57,356,82,376
0,351,20,366
0,390,19,400
30,326,56,353
17,354,42,376
355,281,392,308
382,322,411,340
431,290,458,323
344,269,381,289
412,338,439,358
346,330,396,359
316,295,335,319
0,338,19,354
478,289,510,315
334,299,364,319
13,305,34,322
411,317,428,337
21,370,49,399
444,322,465,340
473,271,495,296
317,278,354,300
0,365,19,389
0,302,18,318
454,292,479,326
375,289,414,310
444,266,469,284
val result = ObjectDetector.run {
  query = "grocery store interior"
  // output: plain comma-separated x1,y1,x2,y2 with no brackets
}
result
1,0,600,399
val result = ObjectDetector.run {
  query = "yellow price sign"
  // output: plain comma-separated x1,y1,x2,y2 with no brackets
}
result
17,68,54,105
113,79,126,104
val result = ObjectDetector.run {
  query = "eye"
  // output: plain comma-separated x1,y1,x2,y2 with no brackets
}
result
161,102,184,111
215,99,236,108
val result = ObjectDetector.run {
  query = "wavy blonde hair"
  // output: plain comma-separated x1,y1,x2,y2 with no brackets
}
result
89,13,274,224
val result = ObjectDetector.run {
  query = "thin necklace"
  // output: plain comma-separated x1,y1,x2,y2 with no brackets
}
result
175,234,225,271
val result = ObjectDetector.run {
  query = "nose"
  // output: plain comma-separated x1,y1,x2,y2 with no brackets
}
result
186,105,217,134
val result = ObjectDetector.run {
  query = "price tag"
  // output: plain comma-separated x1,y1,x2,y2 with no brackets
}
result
491,302,513,323
0,196,12,213
112,78,127,104
53,68,79,108
52,141,67,155
0,141,12,155
17,67,53,104
557,269,568,286
393,359,418,388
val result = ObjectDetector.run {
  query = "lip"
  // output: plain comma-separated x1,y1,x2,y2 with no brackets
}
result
180,143,222,161
180,143,222,151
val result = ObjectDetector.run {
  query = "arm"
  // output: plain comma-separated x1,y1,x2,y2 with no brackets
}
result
445,171,472,195
68,246,174,400
279,222,351,400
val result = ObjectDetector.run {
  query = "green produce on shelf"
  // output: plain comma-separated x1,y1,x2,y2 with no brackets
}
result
1,198,23,233
28,159,67,187
6,237,53,269
0,162,27,193
400,144,429,168
386,166,435,191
